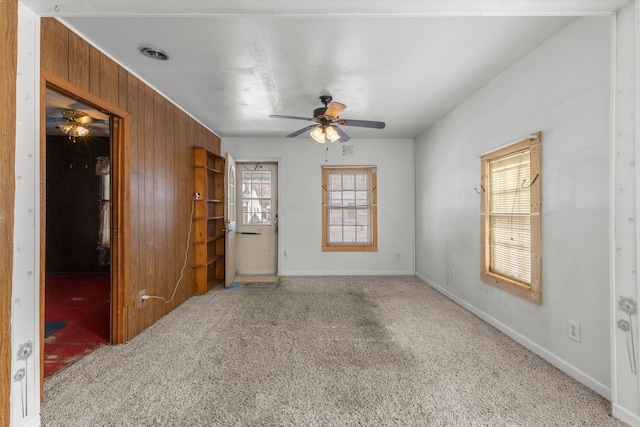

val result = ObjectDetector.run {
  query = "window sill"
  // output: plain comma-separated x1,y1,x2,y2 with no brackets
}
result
480,271,541,305
322,244,378,252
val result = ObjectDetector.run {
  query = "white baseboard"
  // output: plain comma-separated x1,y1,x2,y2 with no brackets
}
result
415,272,612,400
19,414,41,427
236,271,278,275
613,403,640,426
279,270,415,276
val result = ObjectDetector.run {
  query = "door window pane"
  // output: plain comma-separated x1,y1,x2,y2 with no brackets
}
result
241,170,272,225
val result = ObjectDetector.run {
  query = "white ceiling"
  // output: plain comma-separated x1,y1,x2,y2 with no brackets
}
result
24,0,628,141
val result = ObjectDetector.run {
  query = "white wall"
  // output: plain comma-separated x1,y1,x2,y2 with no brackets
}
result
12,4,41,427
222,137,415,276
415,15,612,399
612,2,639,423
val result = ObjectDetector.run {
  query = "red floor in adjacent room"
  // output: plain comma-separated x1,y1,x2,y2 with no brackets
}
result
44,274,110,378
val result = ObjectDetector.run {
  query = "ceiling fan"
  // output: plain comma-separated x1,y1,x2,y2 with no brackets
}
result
47,109,105,141
270,95,385,143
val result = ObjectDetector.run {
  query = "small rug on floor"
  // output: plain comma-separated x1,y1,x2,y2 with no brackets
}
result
45,321,68,337
225,281,279,290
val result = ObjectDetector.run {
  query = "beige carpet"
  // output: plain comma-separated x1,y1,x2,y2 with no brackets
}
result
42,276,625,426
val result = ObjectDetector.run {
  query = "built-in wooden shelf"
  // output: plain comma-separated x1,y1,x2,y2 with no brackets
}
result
194,147,225,294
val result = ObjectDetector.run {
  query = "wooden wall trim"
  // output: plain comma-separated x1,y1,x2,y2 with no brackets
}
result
111,115,130,344
40,67,133,396
42,69,129,118
1,0,18,424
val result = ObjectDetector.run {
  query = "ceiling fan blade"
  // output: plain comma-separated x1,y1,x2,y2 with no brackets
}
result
336,119,386,129
270,114,315,122
334,125,350,143
285,124,319,138
324,102,346,119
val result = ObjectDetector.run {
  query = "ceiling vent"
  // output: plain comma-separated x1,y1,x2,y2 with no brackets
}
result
140,47,169,61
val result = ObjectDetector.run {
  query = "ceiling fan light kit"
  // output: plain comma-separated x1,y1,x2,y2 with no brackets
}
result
270,95,385,144
310,125,340,144
57,109,93,140
58,123,89,137
324,126,340,143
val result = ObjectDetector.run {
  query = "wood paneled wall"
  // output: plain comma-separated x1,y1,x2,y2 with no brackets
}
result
41,18,221,340
1,1,17,424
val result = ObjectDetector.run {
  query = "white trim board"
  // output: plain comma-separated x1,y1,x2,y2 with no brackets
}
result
608,9,619,408
613,403,640,427
279,271,416,276
634,0,640,414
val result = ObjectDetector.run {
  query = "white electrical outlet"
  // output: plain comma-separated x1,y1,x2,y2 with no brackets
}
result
568,319,581,343
451,268,456,280
138,289,147,308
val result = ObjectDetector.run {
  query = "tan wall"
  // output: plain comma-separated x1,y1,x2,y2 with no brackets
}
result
1,0,17,424
41,18,220,340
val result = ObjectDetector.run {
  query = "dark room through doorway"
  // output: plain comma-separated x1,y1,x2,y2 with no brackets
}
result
44,88,112,378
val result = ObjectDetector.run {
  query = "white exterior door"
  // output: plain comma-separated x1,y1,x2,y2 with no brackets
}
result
235,162,278,274
224,153,237,286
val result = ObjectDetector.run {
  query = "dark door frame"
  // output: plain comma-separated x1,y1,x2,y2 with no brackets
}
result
39,70,130,398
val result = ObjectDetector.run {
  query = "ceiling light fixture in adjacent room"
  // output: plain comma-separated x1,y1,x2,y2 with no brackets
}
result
140,47,169,61
58,109,92,141
58,122,89,137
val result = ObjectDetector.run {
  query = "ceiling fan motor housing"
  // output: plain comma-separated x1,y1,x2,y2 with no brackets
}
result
62,109,92,124
314,95,333,118
313,107,327,118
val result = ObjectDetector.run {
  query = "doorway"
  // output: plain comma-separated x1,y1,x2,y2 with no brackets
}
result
40,71,129,398
43,88,112,377
235,162,278,276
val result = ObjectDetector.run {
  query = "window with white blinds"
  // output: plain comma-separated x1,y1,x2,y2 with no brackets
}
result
481,132,542,304
322,166,377,252
488,150,531,284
